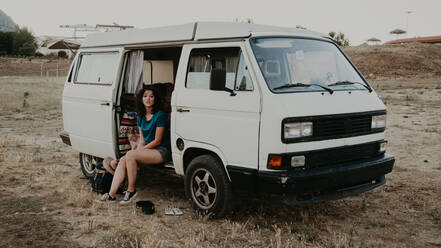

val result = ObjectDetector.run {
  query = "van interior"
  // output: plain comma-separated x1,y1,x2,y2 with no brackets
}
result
116,47,182,157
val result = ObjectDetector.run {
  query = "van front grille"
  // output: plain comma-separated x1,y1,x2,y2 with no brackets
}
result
306,142,380,169
314,115,372,137
282,111,386,143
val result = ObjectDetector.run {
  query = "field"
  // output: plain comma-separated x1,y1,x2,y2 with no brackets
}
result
0,44,441,247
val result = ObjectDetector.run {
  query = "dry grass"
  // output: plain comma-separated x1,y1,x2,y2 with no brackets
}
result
0,76,63,113
0,75,441,247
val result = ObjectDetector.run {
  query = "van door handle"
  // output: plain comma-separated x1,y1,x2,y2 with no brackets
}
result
100,102,110,106
177,108,190,113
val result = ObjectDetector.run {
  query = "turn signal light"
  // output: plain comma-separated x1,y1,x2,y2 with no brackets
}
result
268,155,282,169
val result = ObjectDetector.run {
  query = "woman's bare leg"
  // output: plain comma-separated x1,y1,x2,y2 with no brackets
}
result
110,160,118,171
125,149,163,192
103,157,115,175
108,157,127,197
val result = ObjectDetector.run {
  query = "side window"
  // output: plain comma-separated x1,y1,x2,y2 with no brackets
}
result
75,52,119,84
186,47,240,89
234,52,253,91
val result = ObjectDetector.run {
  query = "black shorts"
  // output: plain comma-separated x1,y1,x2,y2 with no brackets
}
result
156,146,171,162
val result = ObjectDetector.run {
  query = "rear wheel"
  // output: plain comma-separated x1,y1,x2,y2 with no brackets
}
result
79,153,96,178
185,155,233,218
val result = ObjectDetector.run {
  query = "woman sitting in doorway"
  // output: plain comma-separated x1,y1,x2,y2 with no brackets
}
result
99,85,171,204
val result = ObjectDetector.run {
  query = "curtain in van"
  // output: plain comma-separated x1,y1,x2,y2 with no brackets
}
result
124,50,144,94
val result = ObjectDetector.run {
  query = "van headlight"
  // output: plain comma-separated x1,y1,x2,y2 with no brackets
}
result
284,122,313,139
371,114,386,129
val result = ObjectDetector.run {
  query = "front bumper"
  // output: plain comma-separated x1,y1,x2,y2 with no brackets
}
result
227,154,395,205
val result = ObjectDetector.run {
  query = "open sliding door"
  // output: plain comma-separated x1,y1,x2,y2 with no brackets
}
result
62,48,124,159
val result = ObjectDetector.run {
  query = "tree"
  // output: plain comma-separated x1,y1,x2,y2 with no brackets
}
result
0,27,37,56
329,31,350,46
13,27,37,56
0,31,14,55
18,41,36,56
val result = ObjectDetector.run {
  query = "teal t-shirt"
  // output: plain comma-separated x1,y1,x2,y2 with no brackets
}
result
136,110,170,150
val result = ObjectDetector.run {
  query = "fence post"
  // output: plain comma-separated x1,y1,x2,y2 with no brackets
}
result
40,63,44,77
56,62,59,79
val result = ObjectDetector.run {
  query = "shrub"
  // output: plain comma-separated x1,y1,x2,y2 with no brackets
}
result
58,51,67,58
18,41,36,56
329,31,350,46
46,52,57,59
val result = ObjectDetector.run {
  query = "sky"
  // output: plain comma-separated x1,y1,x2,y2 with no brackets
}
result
2,0,441,45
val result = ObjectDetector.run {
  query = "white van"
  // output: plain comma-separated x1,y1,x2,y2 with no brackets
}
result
61,22,394,217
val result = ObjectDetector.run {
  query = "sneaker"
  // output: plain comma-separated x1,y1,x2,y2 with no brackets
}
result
116,187,125,195
96,193,116,203
120,190,137,204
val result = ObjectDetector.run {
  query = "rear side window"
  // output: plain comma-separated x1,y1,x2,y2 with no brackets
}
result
75,52,119,84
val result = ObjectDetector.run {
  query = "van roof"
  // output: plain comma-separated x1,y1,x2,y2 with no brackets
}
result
81,22,328,48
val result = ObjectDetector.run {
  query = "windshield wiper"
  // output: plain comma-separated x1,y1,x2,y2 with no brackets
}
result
273,83,333,94
328,80,372,92
273,83,309,90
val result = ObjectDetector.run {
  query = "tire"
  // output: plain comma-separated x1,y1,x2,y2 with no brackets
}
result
185,154,233,218
79,153,96,178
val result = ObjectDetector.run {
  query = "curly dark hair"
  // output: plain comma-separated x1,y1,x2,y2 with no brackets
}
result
135,85,162,118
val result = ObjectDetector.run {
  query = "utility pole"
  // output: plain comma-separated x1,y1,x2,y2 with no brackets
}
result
405,11,414,38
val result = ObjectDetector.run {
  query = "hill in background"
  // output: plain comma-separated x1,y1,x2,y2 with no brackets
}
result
0,9,17,32
343,43,441,79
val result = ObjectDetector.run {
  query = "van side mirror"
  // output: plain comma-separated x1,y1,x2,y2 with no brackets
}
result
209,68,226,91
209,68,236,96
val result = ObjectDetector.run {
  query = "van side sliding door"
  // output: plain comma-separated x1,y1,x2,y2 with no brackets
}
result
62,48,124,159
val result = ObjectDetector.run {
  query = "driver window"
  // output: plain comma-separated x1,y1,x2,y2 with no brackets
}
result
186,47,254,91
186,47,239,89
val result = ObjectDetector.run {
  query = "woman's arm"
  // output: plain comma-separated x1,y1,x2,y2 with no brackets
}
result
136,127,146,150
143,126,165,150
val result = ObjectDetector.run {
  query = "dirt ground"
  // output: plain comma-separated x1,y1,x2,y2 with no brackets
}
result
0,44,440,247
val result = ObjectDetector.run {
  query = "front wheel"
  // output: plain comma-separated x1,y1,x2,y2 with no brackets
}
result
185,155,233,218
79,153,96,178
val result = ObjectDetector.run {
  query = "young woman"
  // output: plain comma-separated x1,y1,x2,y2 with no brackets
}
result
99,85,171,204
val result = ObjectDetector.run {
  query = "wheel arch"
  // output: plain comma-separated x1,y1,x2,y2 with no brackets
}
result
182,144,231,181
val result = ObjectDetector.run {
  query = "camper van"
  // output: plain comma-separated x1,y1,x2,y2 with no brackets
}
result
60,22,395,217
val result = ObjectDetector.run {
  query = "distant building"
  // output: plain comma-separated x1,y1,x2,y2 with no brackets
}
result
36,36,81,57
386,36,441,45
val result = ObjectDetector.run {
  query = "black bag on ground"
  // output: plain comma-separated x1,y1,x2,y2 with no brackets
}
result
90,159,113,194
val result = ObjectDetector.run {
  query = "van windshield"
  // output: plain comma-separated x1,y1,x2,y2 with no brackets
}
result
250,37,369,93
